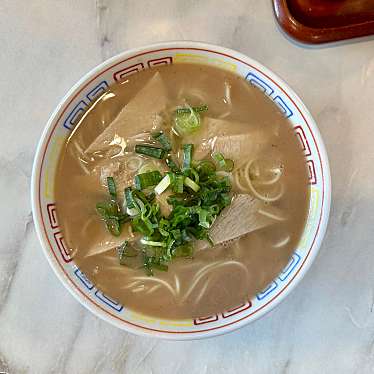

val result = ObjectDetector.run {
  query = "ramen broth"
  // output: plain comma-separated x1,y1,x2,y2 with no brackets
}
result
55,63,309,319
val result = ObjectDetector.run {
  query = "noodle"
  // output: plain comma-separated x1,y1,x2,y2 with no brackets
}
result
217,111,231,119
181,261,249,303
122,280,141,290
258,207,287,221
131,276,177,297
174,274,180,295
233,169,251,192
273,235,291,248
255,168,282,186
145,284,162,294
132,285,145,293
223,81,232,106
194,281,210,305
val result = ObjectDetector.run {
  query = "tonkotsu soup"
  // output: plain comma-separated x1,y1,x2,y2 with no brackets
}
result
55,63,310,319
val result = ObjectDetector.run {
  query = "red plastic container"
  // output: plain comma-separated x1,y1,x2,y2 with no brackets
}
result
273,0,374,44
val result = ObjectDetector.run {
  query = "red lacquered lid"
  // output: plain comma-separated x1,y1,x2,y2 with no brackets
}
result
273,0,374,44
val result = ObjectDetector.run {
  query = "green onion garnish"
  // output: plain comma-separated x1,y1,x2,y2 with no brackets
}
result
183,144,193,170
184,176,200,192
140,239,167,247
155,174,171,195
173,243,194,257
223,159,234,172
96,202,124,236
152,131,172,151
107,177,117,201
172,175,184,194
117,241,139,265
197,160,216,176
124,187,136,209
96,118,236,275
175,105,208,114
174,109,201,136
165,156,180,173
134,170,162,190
96,178,129,236
213,152,234,172
135,144,166,159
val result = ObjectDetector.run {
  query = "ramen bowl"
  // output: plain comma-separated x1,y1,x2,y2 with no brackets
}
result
31,41,331,340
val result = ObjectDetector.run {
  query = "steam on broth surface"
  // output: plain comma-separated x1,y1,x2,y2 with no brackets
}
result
55,63,309,319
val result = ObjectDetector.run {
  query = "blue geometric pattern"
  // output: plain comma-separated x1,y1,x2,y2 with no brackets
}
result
72,266,123,313
256,251,302,301
95,290,124,312
63,80,109,131
74,267,94,290
273,96,293,118
245,72,274,96
86,80,109,102
278,253,301,281
257,281,278,300
245,71,294,118
63,100,88,130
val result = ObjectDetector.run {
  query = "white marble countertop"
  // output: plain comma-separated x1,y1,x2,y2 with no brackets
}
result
1,1,374,373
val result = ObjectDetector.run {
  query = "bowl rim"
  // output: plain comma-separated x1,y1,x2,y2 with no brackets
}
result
31,40,331,340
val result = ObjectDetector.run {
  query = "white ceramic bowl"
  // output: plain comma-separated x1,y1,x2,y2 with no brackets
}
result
31,41,331,340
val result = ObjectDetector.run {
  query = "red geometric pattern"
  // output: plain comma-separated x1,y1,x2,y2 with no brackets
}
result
47,203,59,229
307,160,317,185
294,125,311,157
147,56,173,68
113,63,144,82
193,314,219,325
53,231,72,263
222,300,252,318
193,300,253,325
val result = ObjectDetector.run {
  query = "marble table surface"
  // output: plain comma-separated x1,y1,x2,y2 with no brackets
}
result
1,0,374,373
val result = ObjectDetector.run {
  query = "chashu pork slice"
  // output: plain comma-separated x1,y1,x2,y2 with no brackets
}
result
189,117,270,166
85,72,168,153
209,194,276,246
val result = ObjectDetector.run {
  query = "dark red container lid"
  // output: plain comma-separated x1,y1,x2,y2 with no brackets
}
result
273,0,374,44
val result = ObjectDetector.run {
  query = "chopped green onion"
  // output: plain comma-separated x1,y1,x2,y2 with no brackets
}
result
183,144,193,170
96,201,127,236
197,160,216,176
174,110,201,136
213,152,225,168
134,170,162,190
196,207,211,228
172,175,184,194
117,241,139,265
213,152,234,172
165,156,180,173
155,174,171,195
124,187,136,209
140,239,167,247
97,135,235,275
135,144,166,159
223,159,234,172
188,167,200,183
175,105,208,114
173,243,194,257
105,219,121,236
126,207,139,216
107,177,117,201
152,131,172,151
184,176,200,192
171,229,182,242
